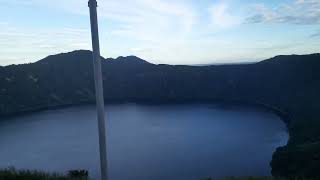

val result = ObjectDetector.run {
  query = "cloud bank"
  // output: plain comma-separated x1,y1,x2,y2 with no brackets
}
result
0,0,319,65
245,0,320,25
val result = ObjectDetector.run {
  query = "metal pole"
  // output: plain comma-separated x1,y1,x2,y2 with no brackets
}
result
88,0,108,180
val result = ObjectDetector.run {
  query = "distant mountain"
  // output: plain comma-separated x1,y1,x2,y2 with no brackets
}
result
0,50,320,177
111,55,151,64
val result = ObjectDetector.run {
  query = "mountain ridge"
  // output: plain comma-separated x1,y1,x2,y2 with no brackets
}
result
3,49,320,67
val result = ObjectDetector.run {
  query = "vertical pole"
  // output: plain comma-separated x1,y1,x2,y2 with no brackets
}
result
88,0,108,180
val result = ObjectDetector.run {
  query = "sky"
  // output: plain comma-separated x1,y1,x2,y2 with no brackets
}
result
0,0,319,65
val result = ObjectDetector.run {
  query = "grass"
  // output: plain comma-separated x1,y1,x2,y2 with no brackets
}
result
0,167,89,180
2,168,320,180
223,177,320,180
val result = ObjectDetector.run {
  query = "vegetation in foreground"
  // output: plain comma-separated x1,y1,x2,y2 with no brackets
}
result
224,177,320,180
0,167,89,180
1,168,320,180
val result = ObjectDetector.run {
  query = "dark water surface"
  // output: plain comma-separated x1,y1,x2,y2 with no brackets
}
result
0,104,288,180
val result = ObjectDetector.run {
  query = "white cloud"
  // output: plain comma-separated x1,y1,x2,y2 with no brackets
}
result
245,0,320,24
0,0,35,6
208,2,241,29
0,24,91,65
310,30,320,38
0,22,8,26
130,47,152,53
20,0,197,43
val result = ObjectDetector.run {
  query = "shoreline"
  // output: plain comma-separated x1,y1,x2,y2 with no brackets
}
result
0,99,291,124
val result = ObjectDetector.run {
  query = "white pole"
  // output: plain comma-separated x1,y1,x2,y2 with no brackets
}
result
88,0,108,180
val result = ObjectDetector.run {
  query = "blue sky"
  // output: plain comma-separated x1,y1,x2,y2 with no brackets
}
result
0,0,319,65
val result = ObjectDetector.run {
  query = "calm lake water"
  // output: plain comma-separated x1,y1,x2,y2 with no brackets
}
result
0,104,288,180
